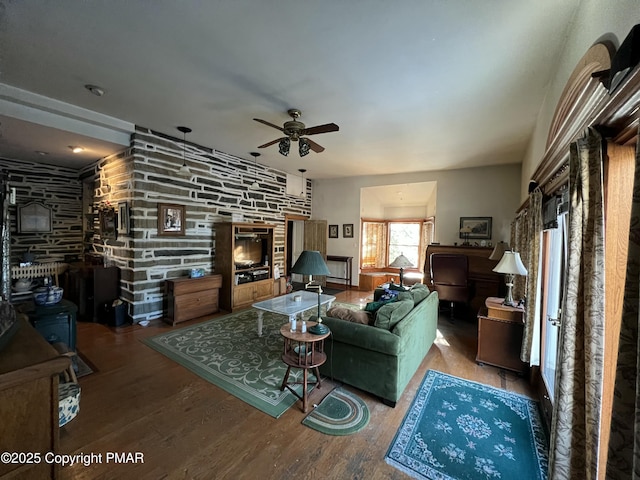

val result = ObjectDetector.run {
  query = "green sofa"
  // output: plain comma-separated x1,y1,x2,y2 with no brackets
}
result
318,285,439,407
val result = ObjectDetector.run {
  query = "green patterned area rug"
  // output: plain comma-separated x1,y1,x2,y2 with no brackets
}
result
386,370,549,480
302,387,370,435
142,304,338,418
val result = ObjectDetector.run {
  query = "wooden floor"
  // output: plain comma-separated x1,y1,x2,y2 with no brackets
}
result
60,288,535,480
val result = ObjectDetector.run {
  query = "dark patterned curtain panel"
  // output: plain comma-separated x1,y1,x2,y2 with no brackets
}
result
606,134,640,479
549,128,605,480
510,212,528,301
521,188,542,363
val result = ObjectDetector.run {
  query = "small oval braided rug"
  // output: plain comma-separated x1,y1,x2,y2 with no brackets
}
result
302,387,370,436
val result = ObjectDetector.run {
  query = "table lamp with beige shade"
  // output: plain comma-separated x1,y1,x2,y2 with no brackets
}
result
389,253,413,287
492,250,528,307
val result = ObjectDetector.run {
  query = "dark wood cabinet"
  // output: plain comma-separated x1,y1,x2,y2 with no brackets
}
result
164,275,222,325
0,316,69,479
214,223,275,311
64,264,119,322
18,299,78,351
476,297,526,374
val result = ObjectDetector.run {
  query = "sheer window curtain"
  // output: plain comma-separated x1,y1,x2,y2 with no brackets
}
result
361,221,387,268
606,132,640,479
549,127,605,480
418,218,434,274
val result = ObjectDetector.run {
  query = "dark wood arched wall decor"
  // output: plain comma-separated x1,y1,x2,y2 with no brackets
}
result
531,35,640,195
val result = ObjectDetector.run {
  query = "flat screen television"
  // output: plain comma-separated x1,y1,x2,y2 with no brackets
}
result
234,236,268,268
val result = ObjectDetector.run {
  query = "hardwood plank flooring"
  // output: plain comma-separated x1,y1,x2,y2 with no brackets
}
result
59,288,535,479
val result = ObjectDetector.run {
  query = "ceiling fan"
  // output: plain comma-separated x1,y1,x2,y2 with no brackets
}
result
253,109,339,157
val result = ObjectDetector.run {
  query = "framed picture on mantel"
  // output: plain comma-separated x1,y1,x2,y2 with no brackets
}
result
459,217,492,240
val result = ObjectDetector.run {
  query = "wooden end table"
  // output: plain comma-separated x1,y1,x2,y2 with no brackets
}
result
279,321,330,412
476,297,526,373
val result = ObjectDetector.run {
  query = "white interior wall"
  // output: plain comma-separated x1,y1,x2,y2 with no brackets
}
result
383,205,428,218
290,220,304,283
426,186,437,218
312,163,521,286
361,196,385,218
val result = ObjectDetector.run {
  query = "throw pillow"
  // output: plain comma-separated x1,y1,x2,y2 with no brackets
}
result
326,306,372,325
374,297,414,330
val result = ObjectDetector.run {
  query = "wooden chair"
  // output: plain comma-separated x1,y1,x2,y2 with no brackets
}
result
429,253,470,320
52,343,81,427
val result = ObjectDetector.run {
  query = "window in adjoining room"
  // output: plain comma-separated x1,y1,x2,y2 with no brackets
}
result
361,218,434,270
388,222,421,266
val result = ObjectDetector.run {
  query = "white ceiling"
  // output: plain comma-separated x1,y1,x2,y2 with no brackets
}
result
0,1,581,179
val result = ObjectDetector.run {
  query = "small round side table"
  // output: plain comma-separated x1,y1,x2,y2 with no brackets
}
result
279,321,330,412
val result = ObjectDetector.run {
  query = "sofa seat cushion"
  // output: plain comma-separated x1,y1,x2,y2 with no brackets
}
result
374,296,414,330
326,306,372,325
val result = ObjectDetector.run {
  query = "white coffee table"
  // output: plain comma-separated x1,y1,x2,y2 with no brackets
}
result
252,290,336,336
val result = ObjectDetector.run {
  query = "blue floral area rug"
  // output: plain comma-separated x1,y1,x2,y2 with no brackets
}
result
385,370,548,480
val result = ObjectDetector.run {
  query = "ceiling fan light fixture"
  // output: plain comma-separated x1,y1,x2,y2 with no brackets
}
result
254,109,338,157
278,138,290,156
299,138,310,157
177,126,192,175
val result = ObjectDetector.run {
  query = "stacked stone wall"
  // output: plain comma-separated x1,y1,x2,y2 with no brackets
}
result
0,159,83,264
84,127,311,322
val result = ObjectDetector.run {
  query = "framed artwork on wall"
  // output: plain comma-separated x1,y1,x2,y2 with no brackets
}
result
118,202,130,235
158,203,185,236
329,224,339,238
343,223,354,238
459,217,492,240
18,202,52,233
99,208,117,241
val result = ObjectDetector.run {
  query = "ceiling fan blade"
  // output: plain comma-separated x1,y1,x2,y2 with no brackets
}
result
303,123,339,136
253,118,284,132
305,138,325,153
258,138,284,148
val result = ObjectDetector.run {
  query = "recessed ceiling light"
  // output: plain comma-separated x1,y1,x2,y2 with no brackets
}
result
69,146,84,153
84,84,105,96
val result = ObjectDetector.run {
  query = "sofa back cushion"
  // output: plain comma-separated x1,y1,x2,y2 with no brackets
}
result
374,295,414,331
409,283,430,306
